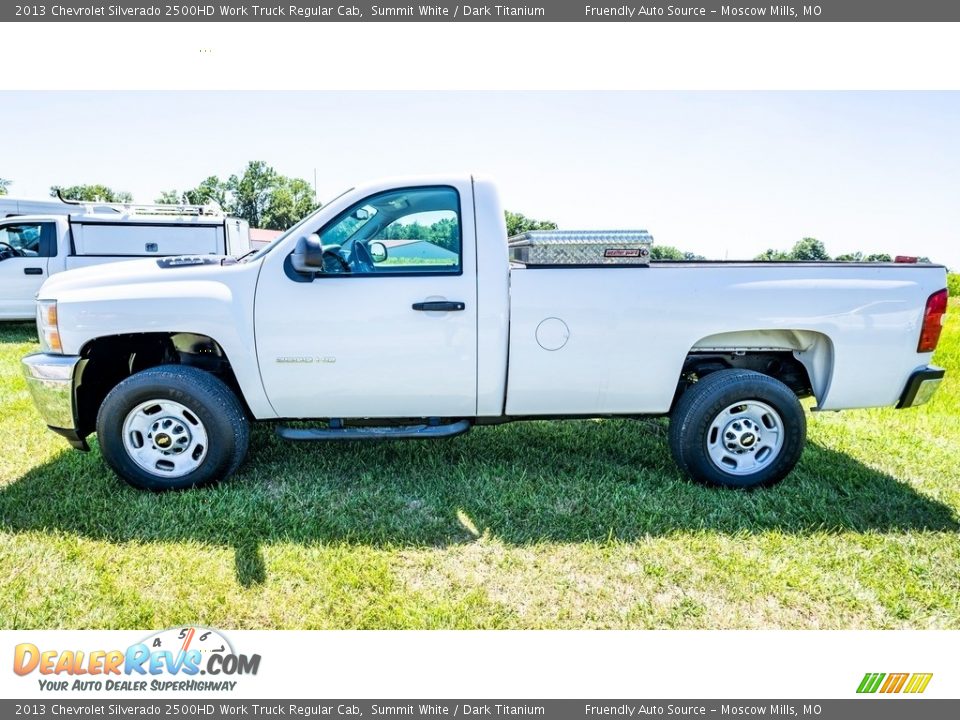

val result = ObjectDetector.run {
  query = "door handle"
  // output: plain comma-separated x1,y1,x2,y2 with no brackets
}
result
412,301,465,312
24,267,43,275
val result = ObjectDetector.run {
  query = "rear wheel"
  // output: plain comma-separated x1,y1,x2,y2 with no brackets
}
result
668,369,806,489
97,365,249,490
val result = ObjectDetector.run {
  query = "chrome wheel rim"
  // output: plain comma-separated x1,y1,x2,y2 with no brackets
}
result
706,400,784,476
121,400,208,478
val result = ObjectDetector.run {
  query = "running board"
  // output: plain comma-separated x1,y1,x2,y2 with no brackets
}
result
275,419,471,442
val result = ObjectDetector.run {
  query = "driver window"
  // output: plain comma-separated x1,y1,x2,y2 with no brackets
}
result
0,222,54,258
318,186,461,275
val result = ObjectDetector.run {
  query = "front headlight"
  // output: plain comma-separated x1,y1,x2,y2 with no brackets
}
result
36,300,62,354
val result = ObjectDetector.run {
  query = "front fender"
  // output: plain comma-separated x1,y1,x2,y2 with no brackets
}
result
52,266,276,420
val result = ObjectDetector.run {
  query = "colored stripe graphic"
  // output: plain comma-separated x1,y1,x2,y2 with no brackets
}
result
857,673,885,693
880,673,909,693
904,673,934,694
857,672,932,694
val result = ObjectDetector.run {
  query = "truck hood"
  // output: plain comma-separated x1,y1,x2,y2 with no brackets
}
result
42,255,263,360
38,256,240,300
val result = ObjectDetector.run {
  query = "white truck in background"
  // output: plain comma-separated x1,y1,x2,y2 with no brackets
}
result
0,202,250,320
20,175,949,492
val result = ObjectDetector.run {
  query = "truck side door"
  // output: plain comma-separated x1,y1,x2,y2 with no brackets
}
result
254,183,479,419
0,219,58,320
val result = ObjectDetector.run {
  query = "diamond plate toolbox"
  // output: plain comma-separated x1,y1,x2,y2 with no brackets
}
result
508,230,653,266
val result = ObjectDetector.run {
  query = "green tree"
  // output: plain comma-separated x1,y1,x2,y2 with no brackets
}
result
157,167,316,228
227,161,278,228
649,246,706,261
381,217,460,253
155,190,182,204
755,248,792,261
0,177,10,196
761,242,925,263
790,237,830,261
262,176,318,230
650,245,685,261
948,273,960,298
756,238,830,261
51,184,133,203
157,177,229,208
837,252,892,262
504,210,558,237
835,251,863,262
221,162,318,229
426,217,460,252
184,176,229,208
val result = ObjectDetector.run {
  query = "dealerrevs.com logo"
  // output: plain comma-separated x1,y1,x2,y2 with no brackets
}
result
13,627,261,692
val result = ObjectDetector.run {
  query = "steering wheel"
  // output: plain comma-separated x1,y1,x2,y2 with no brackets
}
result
321,247,351,273
353,241,376,273
0,241,23,260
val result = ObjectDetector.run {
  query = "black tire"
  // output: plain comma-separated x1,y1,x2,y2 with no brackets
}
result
96,365,250,491
668,369,806,489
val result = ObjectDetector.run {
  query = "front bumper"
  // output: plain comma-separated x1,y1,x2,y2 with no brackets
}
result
21,353,88,449
897,366,946,409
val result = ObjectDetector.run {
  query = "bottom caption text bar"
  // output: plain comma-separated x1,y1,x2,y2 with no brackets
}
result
4,701,958,720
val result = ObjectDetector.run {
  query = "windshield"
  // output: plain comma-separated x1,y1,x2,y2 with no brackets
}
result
241,186,355,263
323,203,378,248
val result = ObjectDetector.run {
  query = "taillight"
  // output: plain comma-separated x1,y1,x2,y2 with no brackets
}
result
918,288,948,353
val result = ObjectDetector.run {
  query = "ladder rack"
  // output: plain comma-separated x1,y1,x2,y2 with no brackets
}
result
55,189,224,217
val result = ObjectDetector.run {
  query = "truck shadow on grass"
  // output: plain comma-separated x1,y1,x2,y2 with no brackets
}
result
1,419,957,587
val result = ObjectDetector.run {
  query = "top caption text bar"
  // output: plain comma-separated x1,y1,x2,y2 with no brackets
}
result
7,1,960,22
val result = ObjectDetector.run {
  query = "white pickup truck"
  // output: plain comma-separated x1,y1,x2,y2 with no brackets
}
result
21,175,949,491
0,208,250,320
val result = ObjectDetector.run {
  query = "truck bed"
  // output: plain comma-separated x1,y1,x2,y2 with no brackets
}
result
504,262,947,416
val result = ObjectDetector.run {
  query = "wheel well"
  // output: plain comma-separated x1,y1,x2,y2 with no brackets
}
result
675,328,834,410
75,332,244,439
675,350,815,410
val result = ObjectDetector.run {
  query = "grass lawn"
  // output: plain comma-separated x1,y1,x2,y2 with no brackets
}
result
1,302,958,629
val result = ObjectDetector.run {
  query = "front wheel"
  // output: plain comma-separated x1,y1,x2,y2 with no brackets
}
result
96,365,250,491
668,369,806,489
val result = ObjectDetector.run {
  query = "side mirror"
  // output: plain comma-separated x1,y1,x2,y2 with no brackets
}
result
290,234,324,274
369,241,388,264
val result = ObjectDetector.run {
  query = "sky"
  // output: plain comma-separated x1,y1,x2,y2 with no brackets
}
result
1,91,958,269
